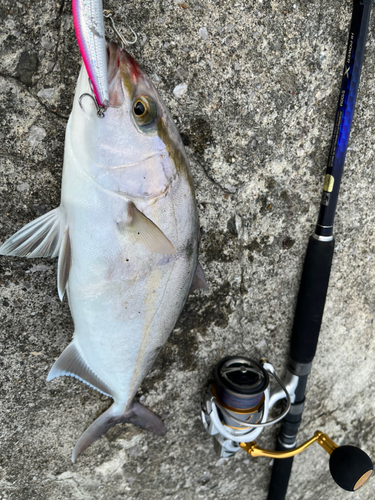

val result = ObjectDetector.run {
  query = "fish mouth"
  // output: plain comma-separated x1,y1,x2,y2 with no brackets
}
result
106,43,124,84
106,43,141,107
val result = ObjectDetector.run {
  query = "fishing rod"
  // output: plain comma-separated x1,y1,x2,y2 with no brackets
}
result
267,0,374,497
201,0,374,496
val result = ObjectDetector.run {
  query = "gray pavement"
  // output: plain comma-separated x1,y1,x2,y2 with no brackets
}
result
1,0,375,499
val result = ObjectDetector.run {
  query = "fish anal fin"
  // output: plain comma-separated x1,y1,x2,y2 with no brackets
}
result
189,262,209,294
72,400,166,462
0,207,64,258
118,202,176,255
47,341,113,398
57,228,71,301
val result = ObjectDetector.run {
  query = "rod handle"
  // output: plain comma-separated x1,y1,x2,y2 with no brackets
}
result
290,236,335,364
266,441,294,500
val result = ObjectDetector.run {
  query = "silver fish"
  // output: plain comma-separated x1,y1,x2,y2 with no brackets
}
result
0,44,207,461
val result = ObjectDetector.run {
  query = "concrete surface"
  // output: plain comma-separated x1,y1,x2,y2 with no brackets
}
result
1,0,375,499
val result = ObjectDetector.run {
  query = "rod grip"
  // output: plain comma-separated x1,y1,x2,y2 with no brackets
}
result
267,442,294,500
290,236,335,364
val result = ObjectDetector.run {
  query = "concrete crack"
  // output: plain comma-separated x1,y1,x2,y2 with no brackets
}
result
31,0,67,88
58,0,66,17
300,407,339,432
0,72,68,121
194,157,229,194
33,93,69,120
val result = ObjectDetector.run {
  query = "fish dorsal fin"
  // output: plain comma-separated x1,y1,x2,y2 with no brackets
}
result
0,207,64,258
57,228,71,301
47,341,113,398
118,202,176,255
189,262,209,294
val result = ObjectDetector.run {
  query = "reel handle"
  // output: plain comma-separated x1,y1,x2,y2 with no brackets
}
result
240,431,374,492
330,445,374,491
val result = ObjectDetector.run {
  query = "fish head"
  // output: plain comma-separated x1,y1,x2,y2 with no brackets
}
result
68,43,192,200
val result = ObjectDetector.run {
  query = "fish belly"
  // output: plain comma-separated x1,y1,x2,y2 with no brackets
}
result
61,147,198,408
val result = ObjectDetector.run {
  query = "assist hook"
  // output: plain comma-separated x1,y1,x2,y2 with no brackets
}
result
103,10,137,48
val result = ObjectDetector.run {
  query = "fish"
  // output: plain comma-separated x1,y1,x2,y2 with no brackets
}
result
0,43,208,462
72,0,109,109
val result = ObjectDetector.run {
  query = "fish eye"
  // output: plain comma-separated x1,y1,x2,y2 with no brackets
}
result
134,101,146,116
132,95,156,127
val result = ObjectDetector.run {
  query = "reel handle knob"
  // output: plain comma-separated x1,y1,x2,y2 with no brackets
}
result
329,445,374,491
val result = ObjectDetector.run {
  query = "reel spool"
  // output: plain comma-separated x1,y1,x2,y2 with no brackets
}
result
201,356,290,458
213,357,269,430
201,355,374,491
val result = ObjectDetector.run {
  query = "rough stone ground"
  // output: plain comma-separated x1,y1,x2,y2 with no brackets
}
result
1,0,375,499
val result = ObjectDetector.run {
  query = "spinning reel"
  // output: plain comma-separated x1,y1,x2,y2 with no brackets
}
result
201,356,374,492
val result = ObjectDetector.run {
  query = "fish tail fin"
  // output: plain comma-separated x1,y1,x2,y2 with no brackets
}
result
72,400,166,462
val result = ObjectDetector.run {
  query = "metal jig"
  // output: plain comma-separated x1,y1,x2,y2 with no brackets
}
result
103,10,137,48
79,79,106,118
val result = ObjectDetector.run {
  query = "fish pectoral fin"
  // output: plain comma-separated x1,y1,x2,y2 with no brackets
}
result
0,206,73,301
189,262,209,294
0,206,65,258
47,341,113,398
118,202,176,255
72,400,166,462
57,228,71,301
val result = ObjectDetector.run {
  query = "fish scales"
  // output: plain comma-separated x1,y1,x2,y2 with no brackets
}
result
64,127,196,398
0,44,207,461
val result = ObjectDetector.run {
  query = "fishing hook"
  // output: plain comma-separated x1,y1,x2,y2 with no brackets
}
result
79,79,106,118
103,10,137,48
